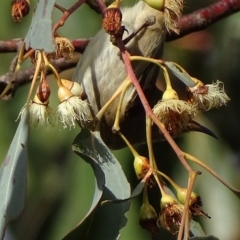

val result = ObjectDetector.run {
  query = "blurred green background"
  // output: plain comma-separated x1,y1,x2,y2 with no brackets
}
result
0,0,240,239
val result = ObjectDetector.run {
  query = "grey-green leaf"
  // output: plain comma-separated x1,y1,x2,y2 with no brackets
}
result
63,140,105,239
24,0,57,53
165,61,197,87
190,220,206,237
63,129,131,240
190,236,220,240
0,110,29,240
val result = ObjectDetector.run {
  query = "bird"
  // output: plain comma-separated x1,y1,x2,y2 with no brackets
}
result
72,1,216,149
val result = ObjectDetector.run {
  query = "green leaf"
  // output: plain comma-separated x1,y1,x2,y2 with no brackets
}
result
0,111,29,239
190,220,206,237
63,129,131,240
165,61,197,87
190,236,220,240
101,178,145,205
101,168,153,205
24,0,57,53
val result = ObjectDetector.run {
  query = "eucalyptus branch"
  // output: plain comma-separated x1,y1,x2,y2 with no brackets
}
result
1,0,240,54
184,152,240,198
168,0,240,41
0,56,80,99
1,0,239,95
52,0,87,33
178,171,198,240
85,0,105,13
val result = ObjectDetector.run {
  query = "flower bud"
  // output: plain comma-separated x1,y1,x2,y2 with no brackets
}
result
162,88,179,100
133,156,150,179
61,79,84,97
139,203,158,235
58,86,74,103
143,0,164,12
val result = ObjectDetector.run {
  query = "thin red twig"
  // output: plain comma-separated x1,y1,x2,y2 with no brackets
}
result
116,38,193,172
168,0,240,41
52,0,86,33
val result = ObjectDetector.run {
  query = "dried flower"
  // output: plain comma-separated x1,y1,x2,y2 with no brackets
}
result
188,79,230,111
159,194,189,234
164,0,184,34
18,95,54,126
48,37,74,60
56,86,92,129
29,96,54,126
11,0,30,22
139,202,158,235
153,89,198,136
143,0,183,33
176,187,211,218
17,79,53,126
189,194,211,218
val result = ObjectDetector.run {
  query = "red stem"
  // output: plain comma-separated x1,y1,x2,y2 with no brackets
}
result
116,38,192,172
52,0,86,33
168,0,240,41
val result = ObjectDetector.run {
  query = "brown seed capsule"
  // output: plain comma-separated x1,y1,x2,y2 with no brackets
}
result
102,7,123,37
11,0,30,22
37,78,51,103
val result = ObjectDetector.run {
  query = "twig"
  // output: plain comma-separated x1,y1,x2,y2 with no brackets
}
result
116,38,193,172
0,56,80,99
0,39,90,54
1,0,240,97
2,0,240,53
52,0,87,33
184,152,240,198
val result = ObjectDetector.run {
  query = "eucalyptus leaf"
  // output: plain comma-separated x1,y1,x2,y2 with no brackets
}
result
101,169,153,205
190,220,206,237
190,236,220,240
62,140,105,240
165,61,197,87
101,177,145,205
25,0,57,53
63,129,131,240
0,111,29,240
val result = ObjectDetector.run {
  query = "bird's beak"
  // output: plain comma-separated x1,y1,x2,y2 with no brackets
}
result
188,121,218,139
